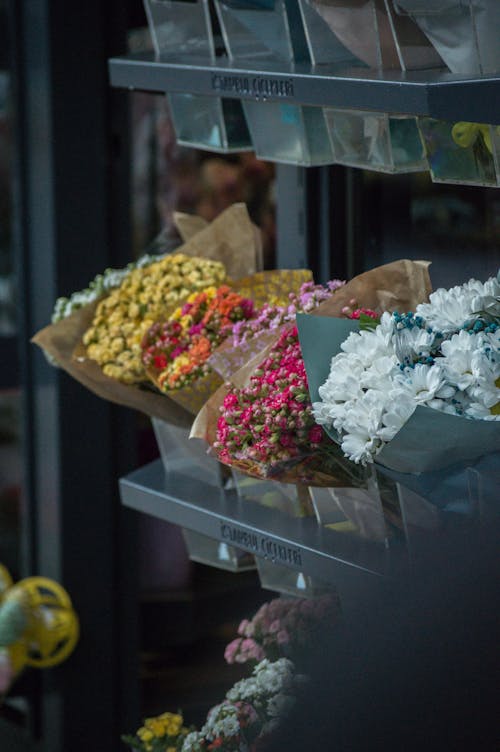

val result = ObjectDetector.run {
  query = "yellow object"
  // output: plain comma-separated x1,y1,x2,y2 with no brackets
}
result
0,565,13,596
0,570,79,674
6,641,27,676
138,712,186,742
451,122,493,154
325,520,358,533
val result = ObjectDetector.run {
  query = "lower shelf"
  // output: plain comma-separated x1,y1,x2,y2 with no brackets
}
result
119,460,408,590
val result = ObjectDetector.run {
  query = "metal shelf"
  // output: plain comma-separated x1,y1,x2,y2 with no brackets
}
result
119,460,408,592
109,51,500,123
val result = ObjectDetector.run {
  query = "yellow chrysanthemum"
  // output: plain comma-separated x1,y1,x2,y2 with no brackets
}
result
83,254,226,384
137,727,154,742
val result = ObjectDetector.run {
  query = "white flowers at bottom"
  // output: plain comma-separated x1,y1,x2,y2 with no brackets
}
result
181,658,301,752
226,658,296,704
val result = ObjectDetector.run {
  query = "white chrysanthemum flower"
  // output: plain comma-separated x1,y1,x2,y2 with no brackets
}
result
341,326,393,364
359,355,398,391
480,328,500,365
471,272,500,319
466,401,499,420
341,431,380,465
393,325,436,365
440,329,482,391
467,339,500,411
378,310,397,336
341,389,385,436
318,353,365,405
415,280,480,332
377,389,416,442
337,390,388,463
394,363,455,404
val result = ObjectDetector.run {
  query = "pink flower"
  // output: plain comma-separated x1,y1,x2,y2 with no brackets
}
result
276,629,290,645
224,639,242,664
238,619,251,636
308,425,323,444
240,639,265,662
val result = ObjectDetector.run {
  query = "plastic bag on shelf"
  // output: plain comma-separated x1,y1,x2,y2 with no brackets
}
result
152,417,231,488
242,101,335,167
305,0,444,70
214,0,336,165
393,0,500,75
309,467,403,543
418,118,500,187
144,0,215,57
214,0,293,61
324,109,428,173
143,0,252,152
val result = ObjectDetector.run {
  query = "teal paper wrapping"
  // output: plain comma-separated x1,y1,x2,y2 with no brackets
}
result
296,314,359,408
296,313,500,475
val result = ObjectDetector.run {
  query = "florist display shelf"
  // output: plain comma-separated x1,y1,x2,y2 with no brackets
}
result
119,459,409,594
108,51,500,123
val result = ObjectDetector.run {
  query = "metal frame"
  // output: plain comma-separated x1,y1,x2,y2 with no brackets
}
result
120,461,409,591
8,2,139,750
109,52,500,123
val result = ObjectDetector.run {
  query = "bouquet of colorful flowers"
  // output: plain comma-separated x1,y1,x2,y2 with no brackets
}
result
181,658,301,752
192,260,433,487
122,711,191,752
308,271,500,470
139,285,254,413
230,279,345,346
208,279,343,382
142,285,255,390
32,205,264,424
224,595,339,667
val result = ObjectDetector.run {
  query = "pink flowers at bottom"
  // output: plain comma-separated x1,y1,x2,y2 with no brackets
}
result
224,595,339,666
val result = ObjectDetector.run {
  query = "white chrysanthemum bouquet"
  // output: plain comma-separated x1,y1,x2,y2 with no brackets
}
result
298,271,500,474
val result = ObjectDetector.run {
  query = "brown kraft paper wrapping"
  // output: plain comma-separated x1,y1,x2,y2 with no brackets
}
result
31,204,263,423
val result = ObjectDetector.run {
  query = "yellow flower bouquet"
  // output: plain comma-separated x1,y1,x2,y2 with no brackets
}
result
32,204,263,425
122,711,190,752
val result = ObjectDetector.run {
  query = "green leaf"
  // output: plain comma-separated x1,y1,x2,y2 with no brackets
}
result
359,313,380,331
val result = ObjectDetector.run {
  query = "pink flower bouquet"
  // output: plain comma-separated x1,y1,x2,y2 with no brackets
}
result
204,325,369,487
224,594,339,666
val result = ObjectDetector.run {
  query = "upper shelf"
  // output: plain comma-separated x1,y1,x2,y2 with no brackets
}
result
119,459,409,593
109,52,500,123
